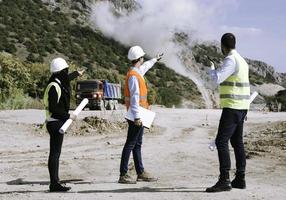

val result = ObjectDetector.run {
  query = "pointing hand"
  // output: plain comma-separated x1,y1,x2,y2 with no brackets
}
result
156,53,164,61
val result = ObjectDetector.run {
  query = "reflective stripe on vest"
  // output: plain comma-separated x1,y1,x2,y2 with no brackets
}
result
219,50,250,110
220,94,250,100
43,82,61,120
220,82,250,87
124,69,149,109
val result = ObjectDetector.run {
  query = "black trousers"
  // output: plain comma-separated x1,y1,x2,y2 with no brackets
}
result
215,108,247,176
120,120,144,176
46,121,64,184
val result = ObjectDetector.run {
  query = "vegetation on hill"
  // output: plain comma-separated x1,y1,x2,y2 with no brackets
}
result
265,90,286,112
0,0,201,109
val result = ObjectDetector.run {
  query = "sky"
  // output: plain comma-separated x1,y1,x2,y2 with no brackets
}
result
91,0,286,73
221,0,286,72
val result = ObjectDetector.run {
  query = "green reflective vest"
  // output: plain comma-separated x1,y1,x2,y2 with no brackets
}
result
219,50,250,110
43,81,61,120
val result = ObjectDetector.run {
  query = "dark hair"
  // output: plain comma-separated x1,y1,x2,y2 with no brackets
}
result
221,33,236,49
131,57,143,65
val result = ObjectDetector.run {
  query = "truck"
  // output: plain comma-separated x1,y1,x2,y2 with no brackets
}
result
75,80,121,110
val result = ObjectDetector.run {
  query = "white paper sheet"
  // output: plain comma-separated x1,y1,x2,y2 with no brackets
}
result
125,106,156,129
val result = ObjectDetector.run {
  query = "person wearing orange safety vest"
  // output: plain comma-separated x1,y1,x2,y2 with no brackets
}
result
206,33,250,193
118,46,163,184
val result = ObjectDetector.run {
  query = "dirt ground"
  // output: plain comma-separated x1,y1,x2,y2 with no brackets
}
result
0,108,285,200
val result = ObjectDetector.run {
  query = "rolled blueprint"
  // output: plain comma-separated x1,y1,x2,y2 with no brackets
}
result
59,98,89,134
249,91,258,104
208,91,259,151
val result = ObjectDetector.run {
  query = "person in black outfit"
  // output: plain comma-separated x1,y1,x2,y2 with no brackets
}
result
44,57,84,192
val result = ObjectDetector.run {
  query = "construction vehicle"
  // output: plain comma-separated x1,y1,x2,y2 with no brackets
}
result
75,80,121,110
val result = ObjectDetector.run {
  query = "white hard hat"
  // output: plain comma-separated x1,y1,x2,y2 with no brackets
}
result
127,46,145,61
50,57,69,73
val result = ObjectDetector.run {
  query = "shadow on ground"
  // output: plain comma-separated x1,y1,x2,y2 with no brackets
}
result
77,187,205,193
5,178,92,185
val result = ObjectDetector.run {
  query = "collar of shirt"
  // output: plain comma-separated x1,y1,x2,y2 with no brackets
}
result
131,66,144,78
228,49,237,56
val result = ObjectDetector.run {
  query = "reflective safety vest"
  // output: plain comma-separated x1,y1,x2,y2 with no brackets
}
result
43,81,61,120
124,69,149,109
219,50,250,110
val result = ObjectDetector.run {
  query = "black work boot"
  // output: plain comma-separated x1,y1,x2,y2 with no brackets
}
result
49,182,71,192
206,175,232,193
231,173,246,189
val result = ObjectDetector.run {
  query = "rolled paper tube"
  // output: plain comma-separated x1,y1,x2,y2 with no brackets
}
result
249,91,258,104
59,98,89,134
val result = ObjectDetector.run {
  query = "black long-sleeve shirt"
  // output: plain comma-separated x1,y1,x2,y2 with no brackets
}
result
48,71,80,122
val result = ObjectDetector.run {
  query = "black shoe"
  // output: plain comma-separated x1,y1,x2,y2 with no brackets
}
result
206,178,232,193
49,182,71,192
231,174,246,189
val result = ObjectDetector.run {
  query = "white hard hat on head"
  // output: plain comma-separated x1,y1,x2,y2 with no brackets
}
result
50,57,69,73
127,46,145,61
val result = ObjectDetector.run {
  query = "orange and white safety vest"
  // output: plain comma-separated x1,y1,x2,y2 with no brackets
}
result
124,69,149,109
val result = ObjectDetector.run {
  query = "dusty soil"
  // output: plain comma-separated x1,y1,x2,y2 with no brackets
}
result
245,121,286,162
0,108,285,200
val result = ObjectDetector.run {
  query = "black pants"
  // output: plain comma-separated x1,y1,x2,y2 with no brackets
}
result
120,120,144,176
46,121,64,184
215,108,247,176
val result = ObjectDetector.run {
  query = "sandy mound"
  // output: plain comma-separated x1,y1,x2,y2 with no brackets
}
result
33,116,163,136
253,83,285,96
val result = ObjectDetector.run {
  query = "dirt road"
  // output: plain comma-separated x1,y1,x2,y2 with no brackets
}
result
0,108,285,200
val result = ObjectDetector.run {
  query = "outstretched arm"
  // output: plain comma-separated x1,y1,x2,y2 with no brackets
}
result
209,57,236,85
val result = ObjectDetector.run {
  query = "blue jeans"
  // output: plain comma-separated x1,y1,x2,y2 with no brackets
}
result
120,120,144,176
215,108,247,176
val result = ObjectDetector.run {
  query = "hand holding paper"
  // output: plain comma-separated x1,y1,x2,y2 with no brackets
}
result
125,106,156,129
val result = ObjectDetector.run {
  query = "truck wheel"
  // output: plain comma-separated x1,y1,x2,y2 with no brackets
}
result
99,100,105,111
114,100,118,110
89,103,98,110
107,100,114,110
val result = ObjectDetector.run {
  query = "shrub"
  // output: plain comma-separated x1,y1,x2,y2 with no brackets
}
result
0,88,43,109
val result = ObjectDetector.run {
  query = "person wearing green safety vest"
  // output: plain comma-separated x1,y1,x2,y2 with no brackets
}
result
206,33,250,193
44,57,84,192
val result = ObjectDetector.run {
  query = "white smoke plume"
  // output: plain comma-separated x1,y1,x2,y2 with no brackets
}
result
90,0,237,107
90,0,230,56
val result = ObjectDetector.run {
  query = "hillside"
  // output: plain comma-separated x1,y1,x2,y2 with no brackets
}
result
0,0,284,110
0,0,202,109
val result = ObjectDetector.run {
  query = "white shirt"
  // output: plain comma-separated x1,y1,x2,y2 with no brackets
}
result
128,58,157,119
209,49,238,85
